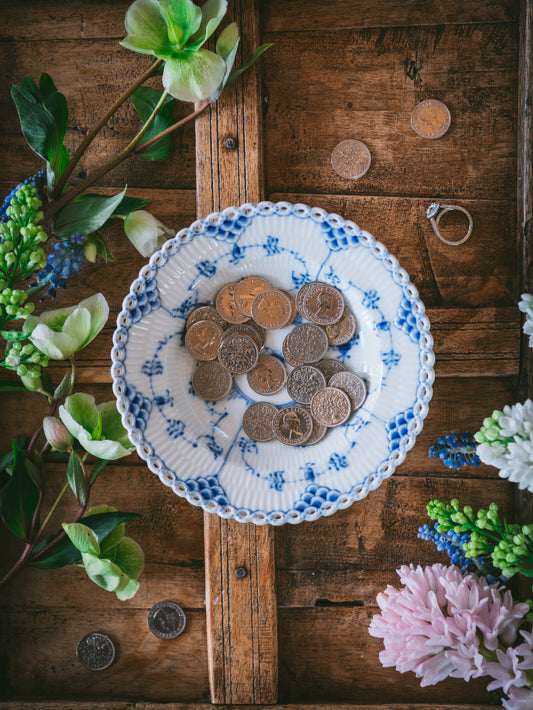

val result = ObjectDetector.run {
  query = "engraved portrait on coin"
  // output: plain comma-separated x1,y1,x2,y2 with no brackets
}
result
273,405,313,446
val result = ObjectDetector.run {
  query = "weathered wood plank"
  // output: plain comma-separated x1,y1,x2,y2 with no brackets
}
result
0,703,498,710
262,24,517,201
195,0,277,704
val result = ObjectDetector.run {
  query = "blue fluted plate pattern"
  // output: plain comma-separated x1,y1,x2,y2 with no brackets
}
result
111,201,434,525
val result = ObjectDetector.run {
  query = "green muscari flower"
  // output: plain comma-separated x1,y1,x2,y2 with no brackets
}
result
120,0,236,102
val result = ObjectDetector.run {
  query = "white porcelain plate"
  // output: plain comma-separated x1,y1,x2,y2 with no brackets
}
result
111,201,434,525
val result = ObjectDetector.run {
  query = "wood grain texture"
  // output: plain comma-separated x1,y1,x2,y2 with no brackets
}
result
0,704,499,710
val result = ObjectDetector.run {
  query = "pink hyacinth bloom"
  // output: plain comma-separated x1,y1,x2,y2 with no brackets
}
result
503,685,533,710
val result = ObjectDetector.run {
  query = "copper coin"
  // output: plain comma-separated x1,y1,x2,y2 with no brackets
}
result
284,323,329,364
410,99,451,139
310,387,351,427
297,282,345,326
325,308,357,345
247,354,287,395
217,332,259,374
331,139,371,180
184,319,223,361
215,282,250,324
186,305,227,332
248,320,266,347
302,414,328,446
280,289,297,324
251,289,294,329
273,405,313,446
286,365,326,405
282,337,303,368
192,361,233,400
329,371,367,411
316,358,346,382
224,323,263,351
234,276,271,317
242,401,278,442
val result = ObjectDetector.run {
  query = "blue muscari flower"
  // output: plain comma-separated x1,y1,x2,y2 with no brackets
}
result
428,431,481,470
418,522,472,574
37,232,86,298
0,170,46,222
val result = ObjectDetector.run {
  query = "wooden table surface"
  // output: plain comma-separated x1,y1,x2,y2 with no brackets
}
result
0,0,531,708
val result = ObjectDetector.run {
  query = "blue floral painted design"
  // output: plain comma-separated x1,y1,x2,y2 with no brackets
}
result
294,483,341,513
395,296,421,343
185,475,228,505
124,384,152,432
127,279,161,324
387,407,416,452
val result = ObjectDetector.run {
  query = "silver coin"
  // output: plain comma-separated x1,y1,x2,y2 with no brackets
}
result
286,365,326,405
329,371,367,411
76,632,116,671
147,600,187,639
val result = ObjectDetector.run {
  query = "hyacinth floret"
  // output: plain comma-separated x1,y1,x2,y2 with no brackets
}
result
518,293,533,349
0,170,46,222
418,522,472,573
38,233,86,297
429,431,480,470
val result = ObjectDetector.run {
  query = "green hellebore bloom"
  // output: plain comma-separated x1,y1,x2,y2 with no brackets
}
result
24,293,109,361
124,209,174,257
120,0,229,102
59,392,134,460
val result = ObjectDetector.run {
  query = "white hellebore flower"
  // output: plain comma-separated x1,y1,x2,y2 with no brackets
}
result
24,293,109,361
124,210,175,257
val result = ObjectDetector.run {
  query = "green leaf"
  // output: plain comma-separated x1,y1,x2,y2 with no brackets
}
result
131,87,175,160
82,552,124,591
31,511,140,568
227,43,273,85
91,412,103,441
0,381,27,392
21,77,40,101
63,522,100,555
0,330,28,342
66,451,88,506
109,536,144,579
51,188,127,238
53,369,74,402
116,577,140,600
89,458,109,486
106,195,151,221
24,457,43,489
0,441,39,540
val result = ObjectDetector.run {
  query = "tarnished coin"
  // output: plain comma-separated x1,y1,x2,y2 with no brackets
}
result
251,289,294,329
247,354,287,395
325,308,357,345
242,401,278,442
331,139,371,180
185,319,223,361
280,289,297,324
147,600,186,640
234,276,270,317
273,405,313,446
310,387,351,427
282,337,303,368
216,282,250,324
316,358,346,382
192,360,233,400
329,371,367,411
302,413,328,446
284,323,329,364
186,305,227,331
286,365,326,405
297,282,344,326
218,332,259,374
76,632,115,671
410,99,451,139
224,323,263,351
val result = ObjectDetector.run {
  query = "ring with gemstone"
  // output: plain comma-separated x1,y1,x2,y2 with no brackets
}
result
425,202,473,246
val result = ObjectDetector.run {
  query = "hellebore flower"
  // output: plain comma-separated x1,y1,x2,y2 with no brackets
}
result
124,209,174,257
120,0,230,102
59,392,134,460
24,293,109,361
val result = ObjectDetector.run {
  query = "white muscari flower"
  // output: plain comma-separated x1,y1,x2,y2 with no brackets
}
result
519,293,533,348
499,400,533,439
477,442,507,469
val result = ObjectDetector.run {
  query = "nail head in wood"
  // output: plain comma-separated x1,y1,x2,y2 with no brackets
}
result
224,136,238,150
235,565,247,579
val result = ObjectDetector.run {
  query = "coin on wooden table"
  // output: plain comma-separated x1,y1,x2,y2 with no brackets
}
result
233,276,271,317
251,288,294,329
242,401,278,442
316,358,346,382
329,371,367,411
76,632,115,671
224,323,263,351
185,319,223,361
284,323,329,364
331,139,371,180
286,364,326,405
216,282,250,324
147,600,186,640
410,99,451,139
192,361,233,400
186,305,227,331
282,337,303,368
218,332,259,374
310,387,351,427
325,308,357,345
297,282,345,326
273,405,313,446
247,354,287,395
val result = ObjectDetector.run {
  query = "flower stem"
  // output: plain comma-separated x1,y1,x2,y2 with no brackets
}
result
52,58,164,199
33,481,69,544
0,543,32,589
134,99,211,154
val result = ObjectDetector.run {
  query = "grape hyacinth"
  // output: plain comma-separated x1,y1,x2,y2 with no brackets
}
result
418,522,473,574
0,170,46,222
38,233,86,297
429,431,481,470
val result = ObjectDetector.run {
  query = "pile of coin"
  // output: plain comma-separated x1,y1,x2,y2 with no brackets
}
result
185,277,366,446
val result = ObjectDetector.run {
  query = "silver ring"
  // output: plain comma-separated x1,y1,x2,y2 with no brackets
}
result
426,202,473,246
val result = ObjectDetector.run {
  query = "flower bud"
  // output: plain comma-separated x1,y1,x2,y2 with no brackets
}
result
43,416,73,452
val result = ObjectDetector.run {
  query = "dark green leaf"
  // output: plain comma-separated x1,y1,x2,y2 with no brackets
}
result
131,87,175,160
0,329,28,342
0,381,27,392
227,43,273,85
53,370,73,402
104,195,151,225
21,77,40,101
89,458,109,485
0,441,39,540
51,188,127,238
67,452,88,507
31,511,140,569
92,234,115,263
24,457,43,489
